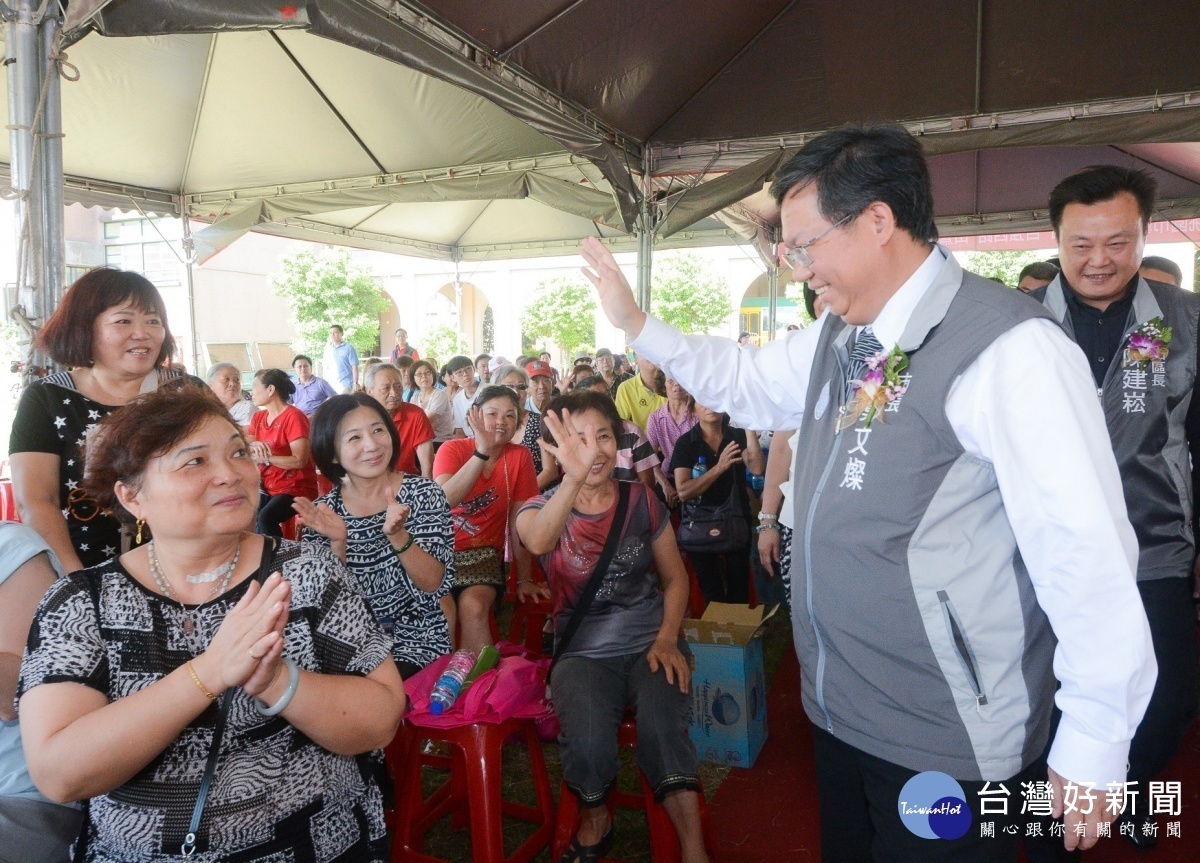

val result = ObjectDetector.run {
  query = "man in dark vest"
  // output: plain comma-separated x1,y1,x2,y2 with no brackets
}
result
579,124,1156,861
1033,165,1199,849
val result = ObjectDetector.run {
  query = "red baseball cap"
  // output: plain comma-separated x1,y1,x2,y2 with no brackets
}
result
525,360,553,379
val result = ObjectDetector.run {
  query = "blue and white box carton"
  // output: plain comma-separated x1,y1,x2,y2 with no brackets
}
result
683,603,776,768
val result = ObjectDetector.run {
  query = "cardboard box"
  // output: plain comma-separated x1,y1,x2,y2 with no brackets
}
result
683,603,776,768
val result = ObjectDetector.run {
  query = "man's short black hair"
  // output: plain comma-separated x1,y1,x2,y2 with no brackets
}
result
1017,262,1059,285
1048,165,1157,234
475,353,492,364
292,354,312,367
1140,255,1183,286
329,324,344,333
447,355,473,373
770,123,938,244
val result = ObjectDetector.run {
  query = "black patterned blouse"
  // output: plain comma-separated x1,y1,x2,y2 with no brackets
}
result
519,411,544,475
19,540,391,862
8,368,193,567
305,476,454,670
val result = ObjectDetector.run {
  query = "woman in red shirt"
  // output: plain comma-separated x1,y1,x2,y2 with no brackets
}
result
433,385,539,654
247,369,317,537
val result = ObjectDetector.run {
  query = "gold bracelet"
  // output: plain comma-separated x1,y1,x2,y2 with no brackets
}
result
186,660,218,701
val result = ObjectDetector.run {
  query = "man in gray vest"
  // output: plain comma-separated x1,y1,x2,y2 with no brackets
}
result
1033,165,1199,849
580,124,1156,861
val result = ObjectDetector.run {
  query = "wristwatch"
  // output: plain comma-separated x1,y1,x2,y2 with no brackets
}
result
472,449,490,461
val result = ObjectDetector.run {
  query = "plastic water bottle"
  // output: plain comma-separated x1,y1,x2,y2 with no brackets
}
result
691,456,708,480
429,649,476,715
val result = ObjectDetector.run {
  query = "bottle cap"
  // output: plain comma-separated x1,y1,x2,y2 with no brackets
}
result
429,700,445,715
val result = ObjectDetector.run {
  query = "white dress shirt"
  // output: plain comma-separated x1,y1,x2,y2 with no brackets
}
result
631,247,1156,790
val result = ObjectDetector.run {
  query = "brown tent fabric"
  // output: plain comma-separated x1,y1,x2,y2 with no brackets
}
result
36,0,1200,259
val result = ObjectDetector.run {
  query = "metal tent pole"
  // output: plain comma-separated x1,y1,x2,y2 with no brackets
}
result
635,163,652,311
766,250,779,342
8,0,44,344
38,11,65,313
181,213,200,372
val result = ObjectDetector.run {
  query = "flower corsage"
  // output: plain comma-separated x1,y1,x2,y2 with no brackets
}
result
1124,316,1171,366
837,345,909,431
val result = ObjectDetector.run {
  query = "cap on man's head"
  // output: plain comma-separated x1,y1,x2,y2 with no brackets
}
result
595,347,613,359
525,360,552,379
574,351,593,364
487,356,509,374
446,355,474,373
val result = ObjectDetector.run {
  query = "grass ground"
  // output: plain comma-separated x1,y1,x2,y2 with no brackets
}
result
402,600,795,862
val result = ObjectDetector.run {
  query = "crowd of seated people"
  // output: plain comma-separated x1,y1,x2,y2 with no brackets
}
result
15,214,1185,862
2,266,807,863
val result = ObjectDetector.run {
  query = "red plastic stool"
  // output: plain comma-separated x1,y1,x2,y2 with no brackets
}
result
0,478,20,522
508,597,552,657
552,717,714,863
389,717,555,863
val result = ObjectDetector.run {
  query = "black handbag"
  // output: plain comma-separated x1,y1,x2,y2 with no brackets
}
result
678,485,749,554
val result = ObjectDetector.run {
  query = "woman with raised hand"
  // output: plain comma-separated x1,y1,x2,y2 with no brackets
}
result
493,362,559,490
295,393,454,679
515,390,708,863
670,404,764,604
17,386,405,862
433,385,539,654
9,268,192,573
247,368,317,537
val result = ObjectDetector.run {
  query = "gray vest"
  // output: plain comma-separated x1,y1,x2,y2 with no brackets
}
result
1038,276,1198,581
791,253,1058,781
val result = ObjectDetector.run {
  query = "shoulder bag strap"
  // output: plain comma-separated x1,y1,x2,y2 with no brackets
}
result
181,537,296,856
550,481,631,672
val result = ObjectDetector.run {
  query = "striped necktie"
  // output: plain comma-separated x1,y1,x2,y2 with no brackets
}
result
844,326,883,400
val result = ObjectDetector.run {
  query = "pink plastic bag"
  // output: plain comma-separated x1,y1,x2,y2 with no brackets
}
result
406,642,555,729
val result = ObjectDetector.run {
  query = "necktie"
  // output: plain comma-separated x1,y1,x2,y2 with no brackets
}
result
844,326,883,401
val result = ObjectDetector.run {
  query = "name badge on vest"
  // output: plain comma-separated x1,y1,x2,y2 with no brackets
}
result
813,381,831,420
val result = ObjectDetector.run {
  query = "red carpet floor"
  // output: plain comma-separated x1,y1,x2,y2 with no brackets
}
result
709,648,1200,861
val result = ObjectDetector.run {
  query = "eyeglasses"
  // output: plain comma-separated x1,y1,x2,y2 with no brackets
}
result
504,383,529,391
783,214,852,270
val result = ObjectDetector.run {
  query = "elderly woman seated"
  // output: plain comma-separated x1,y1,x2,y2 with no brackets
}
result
206,361,256,427
17,387,405,862
515,390,709,863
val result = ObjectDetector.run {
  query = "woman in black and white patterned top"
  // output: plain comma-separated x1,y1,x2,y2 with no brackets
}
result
18,388,404,862
8,268,196,572
297,394,454,678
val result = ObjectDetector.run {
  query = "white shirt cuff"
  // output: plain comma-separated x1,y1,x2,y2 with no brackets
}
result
1047,715,1131,793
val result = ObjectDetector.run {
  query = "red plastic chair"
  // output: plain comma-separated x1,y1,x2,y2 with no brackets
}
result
508,597,553,657
552,716,714,863
0,478,20,522
387,717,555,863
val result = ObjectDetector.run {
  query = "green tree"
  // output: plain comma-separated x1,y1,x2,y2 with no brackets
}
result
520,277,596,357
959,250,1046,288
650,252,732,334
424,323,469,364
269,246,389,359
785,281,815,328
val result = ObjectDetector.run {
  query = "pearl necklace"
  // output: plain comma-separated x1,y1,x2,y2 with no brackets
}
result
147,540,241,637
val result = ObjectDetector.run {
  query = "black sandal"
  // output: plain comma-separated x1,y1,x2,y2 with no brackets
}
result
558,823,615,863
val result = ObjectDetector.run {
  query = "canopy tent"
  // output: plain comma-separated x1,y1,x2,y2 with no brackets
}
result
4,0,1200,313
4,0,1200,261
